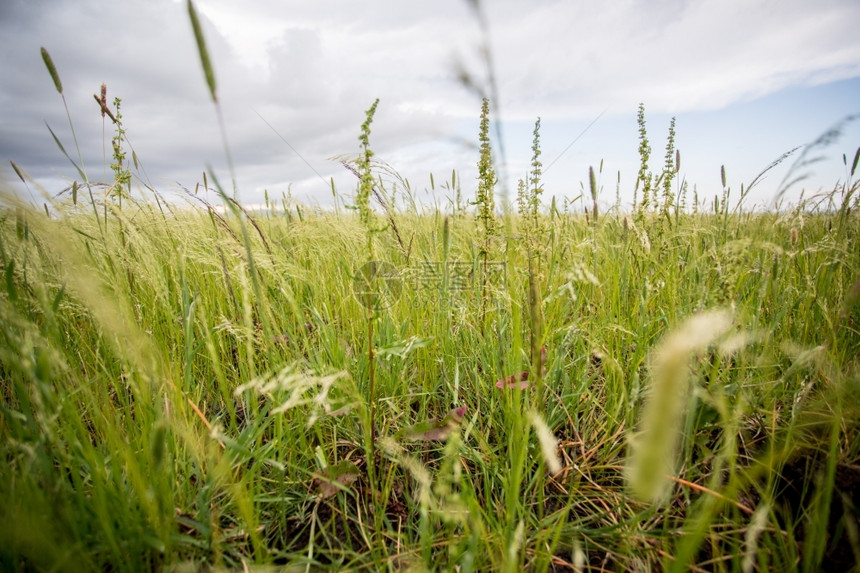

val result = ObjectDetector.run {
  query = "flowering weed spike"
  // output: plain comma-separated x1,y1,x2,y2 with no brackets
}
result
357,98,380,233
475,98,497,332
530,118,542,200
661,117,677,214
636,103,652,214
109,97,131,204
475,97,497,248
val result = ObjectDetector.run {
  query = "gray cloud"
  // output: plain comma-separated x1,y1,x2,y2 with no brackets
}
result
1,0,859,207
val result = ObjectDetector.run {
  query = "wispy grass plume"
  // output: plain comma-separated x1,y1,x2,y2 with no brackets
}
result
529,409,562,474
626,309,734,503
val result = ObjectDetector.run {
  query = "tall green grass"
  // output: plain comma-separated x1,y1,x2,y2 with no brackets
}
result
4,167,859,570
2,13,860,572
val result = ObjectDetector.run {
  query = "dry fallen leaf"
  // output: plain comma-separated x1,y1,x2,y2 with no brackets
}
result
399,405,467,441
313,460,361,498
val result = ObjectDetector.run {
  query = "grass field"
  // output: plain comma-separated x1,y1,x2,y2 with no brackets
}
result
2,8,860,571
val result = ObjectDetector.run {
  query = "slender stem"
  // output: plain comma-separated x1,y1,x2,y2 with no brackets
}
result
368,310,376,449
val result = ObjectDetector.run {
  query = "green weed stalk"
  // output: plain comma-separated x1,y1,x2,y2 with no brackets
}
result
475,98,497,332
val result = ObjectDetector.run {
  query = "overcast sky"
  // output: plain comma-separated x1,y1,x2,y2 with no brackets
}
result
2,0,859,211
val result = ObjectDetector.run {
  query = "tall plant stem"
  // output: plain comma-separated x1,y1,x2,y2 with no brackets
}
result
368,310,376,451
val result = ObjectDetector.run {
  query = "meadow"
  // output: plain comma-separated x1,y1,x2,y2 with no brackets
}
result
2,6,860,571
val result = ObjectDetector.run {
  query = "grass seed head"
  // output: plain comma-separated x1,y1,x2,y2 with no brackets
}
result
627,309,733,503
187,0,217,103
9,160,27,184
40,47,63,94
529,410,562,474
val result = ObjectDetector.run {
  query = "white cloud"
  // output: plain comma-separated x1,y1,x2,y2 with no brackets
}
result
485,0,860,117
1,0,859,207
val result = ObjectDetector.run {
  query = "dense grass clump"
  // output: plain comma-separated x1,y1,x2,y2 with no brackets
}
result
2,168,859,570
2,27,860,573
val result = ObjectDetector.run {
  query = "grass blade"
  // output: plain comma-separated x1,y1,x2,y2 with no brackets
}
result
187,0,217,103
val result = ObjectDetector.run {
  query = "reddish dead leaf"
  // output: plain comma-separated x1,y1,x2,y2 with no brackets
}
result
399,405,467,441
496,346,549,390
447,405,467,423
496,371,530,390
313,460,360,498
